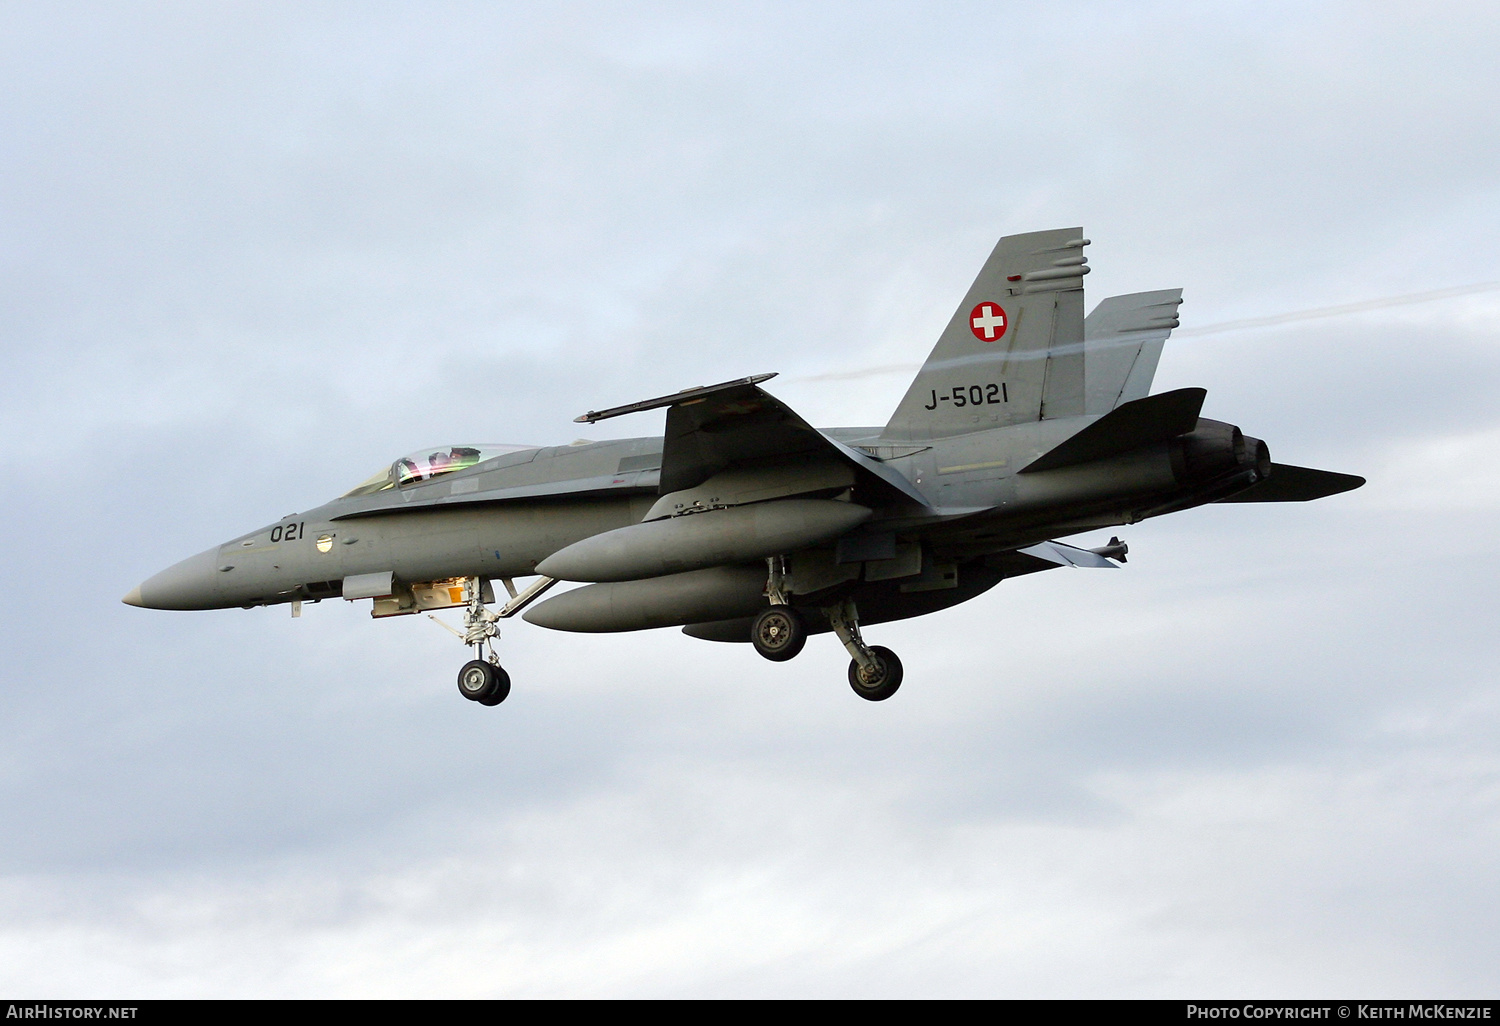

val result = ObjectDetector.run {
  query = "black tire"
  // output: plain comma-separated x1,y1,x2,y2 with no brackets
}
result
477,665,511,706
848,645,902,702
457,659,498,702
751,605,807,662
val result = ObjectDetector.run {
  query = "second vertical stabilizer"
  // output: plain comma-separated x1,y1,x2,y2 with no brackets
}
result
1083,289,1183,414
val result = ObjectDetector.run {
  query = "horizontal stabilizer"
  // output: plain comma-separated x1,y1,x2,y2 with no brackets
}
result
1015,540,1120,568
1020,387,1206,474
1216,464,1365,502
981,538,1122,579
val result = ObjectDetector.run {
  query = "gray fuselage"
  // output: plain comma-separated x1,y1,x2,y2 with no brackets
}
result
126,411,1263,617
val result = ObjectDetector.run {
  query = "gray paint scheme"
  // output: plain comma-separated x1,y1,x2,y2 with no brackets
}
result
536,499,873,583
883,227,1091,439
125,227,1364,664
1083,289,1183,414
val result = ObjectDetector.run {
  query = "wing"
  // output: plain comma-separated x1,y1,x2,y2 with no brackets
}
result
580,375,931,508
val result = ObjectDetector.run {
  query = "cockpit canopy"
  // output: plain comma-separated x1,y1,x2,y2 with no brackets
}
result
342,444,538,497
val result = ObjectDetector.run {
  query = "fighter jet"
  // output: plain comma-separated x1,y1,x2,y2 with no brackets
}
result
124,228,1364,705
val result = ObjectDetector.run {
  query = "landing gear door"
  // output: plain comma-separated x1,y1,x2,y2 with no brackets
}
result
370,576,496,618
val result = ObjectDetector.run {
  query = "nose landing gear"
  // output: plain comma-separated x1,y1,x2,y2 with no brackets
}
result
432,575,557,707
448,582,508,706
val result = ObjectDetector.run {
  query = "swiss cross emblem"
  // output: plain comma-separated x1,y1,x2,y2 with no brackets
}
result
969,302,1008,342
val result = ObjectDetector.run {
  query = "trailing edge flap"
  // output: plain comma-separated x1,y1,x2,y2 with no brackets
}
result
1084,289,1183,415
1216,464,1365,502
1020,387,1206,474
650,379,930,506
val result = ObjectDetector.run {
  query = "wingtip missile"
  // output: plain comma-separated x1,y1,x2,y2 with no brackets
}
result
1090,537,1128,563
573,373,778,424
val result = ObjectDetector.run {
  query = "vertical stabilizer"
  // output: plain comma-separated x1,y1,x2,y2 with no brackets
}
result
882,228,1089,441
1083,289,1182,414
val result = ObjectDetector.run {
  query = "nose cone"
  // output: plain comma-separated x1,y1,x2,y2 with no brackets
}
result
124,546,225,610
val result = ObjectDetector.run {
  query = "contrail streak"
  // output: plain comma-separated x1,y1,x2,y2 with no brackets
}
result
787,281,1500,383
1171,280,1500,337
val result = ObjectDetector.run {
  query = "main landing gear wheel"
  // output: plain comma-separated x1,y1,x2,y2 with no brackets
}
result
847,645,902,702
824,598,902,703
457,659,511,705
752,605,806,661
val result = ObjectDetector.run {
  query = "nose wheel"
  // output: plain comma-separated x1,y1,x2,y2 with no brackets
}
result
458,658,511,705
430,577,521,708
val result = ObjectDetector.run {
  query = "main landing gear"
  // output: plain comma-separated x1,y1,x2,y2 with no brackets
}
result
827,598,903,702
752,606,807,661
751,558,903,701
433,575,556,708
752,555,808,661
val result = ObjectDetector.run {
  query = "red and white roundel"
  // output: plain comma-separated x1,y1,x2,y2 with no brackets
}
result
969,302,1008,342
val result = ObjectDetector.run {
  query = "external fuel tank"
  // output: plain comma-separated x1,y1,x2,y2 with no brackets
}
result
534,498,872,583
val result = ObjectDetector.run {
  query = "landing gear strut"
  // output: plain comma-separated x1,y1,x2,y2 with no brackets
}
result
447,578,508,705
752,556,808,662
427,578,500,706
430,575,558,707
826,598,903,701
753,559,903,698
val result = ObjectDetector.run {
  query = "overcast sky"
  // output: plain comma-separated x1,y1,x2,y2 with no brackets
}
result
2,0,1498,997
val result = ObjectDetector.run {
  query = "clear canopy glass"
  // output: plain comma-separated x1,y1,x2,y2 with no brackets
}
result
342,443,537,497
